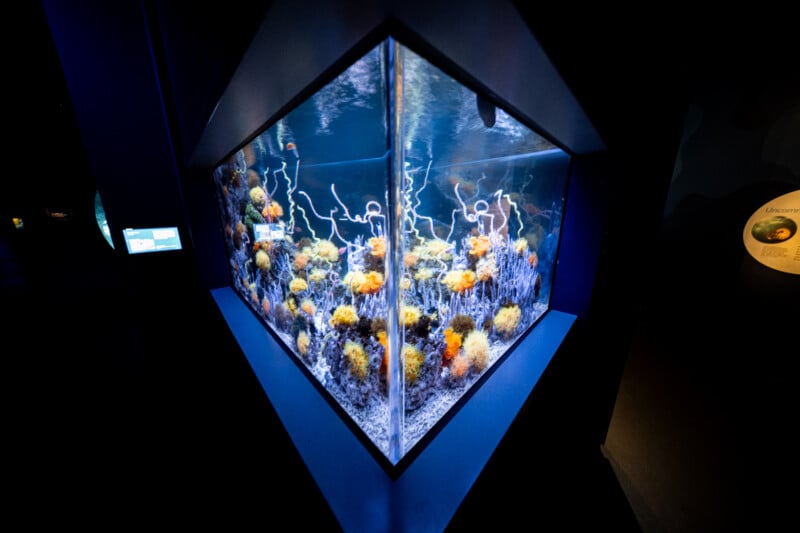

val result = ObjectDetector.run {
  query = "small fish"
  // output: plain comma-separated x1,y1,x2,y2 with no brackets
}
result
338,247,347,255
286,142,296,151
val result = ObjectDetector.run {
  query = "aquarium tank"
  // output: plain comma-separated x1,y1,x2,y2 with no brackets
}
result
211,38,571,466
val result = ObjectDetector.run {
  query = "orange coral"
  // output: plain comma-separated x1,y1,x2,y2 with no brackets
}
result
443,327,462,361
377,330,388,374
450,353,470,378
442,269,477,293
468,235,491,258
368,235,386,258
263,200,284,221
376,330,388,350
359,270,384,295
299,298,316,316
293,252,310,270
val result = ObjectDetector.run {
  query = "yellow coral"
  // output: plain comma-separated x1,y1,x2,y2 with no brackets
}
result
494,305,521,338
343,270,366,292
344,341,369,380
403,344,425,384
313,239,340,262
402,305,422,327
463,330,490,371
513,237,529,255
329,304,358,328
403,252,418,268
255,249,271,271
420,238,452,259
414,268,434,281
289,277,308,294
297,330,310,357
249,187,267,206
308,268,327,283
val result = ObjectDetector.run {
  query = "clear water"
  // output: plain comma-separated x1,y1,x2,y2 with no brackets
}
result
212,38,570,464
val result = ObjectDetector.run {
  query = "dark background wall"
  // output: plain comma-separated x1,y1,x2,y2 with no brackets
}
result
4,1,797,530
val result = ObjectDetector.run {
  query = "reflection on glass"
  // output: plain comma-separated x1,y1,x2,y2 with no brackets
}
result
94,190,114,249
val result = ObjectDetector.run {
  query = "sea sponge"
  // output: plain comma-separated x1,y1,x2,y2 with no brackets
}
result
494,304,521,338
371,317,387,337
448,314,475,336
255,249,271,271
343,341,369,380
245,168,260,188
329,304,359,328
443,327,462,361
403,344,425,384
289,277,308,294
442,269,477,293
463,330,490,371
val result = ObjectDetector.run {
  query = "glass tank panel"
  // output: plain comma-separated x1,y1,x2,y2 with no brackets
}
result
211,38,570,466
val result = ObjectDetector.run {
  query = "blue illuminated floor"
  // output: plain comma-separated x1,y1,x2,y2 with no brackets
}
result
212,286,576,533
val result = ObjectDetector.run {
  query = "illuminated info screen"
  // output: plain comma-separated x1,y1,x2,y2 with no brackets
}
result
122,227,182,254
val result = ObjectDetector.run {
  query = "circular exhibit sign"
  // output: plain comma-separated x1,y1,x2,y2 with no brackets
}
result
742,189,800,275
